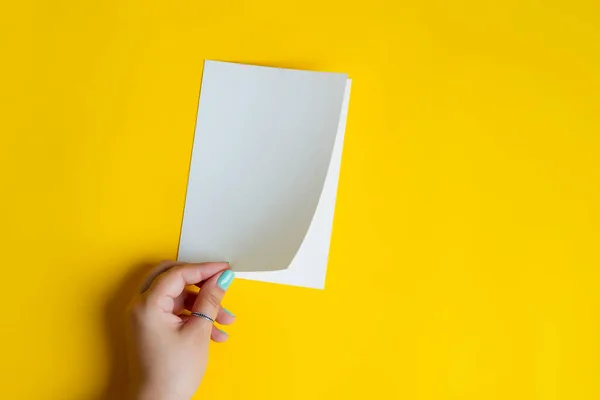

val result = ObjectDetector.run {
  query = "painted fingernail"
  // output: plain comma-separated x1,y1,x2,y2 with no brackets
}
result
218,328,228,336
223,308,235,317
217,270,235,290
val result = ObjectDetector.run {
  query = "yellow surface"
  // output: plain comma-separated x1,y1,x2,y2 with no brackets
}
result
1,1,599,399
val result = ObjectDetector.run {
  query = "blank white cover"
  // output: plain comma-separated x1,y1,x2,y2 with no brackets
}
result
237,79,351,289
178,61,348,272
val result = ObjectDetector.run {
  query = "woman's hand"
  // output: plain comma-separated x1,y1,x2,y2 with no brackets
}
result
128,260,236,400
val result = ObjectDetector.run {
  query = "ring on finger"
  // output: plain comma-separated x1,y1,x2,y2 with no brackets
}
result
190,312,215,324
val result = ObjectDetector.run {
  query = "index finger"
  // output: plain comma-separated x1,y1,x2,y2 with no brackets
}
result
146,262,229,301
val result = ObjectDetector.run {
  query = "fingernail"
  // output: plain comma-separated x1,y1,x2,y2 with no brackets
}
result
223,308,235,317
218,328,228,336
217,270,235,290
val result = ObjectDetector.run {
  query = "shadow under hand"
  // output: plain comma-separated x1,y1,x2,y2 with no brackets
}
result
98,262,154,400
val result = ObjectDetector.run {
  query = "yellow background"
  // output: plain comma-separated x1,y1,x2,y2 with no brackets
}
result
1,0,599,399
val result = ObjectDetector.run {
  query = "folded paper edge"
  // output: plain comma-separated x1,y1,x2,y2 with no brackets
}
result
236,79,352,289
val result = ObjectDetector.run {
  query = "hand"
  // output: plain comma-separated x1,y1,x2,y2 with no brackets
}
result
128,260,236,400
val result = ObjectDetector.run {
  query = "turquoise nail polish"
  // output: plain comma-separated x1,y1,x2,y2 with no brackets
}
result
218,328,228,336
217,270,235,290
223,308,235,317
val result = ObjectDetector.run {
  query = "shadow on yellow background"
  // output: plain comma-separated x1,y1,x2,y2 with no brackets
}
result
1,0,599,399
100,262,151,400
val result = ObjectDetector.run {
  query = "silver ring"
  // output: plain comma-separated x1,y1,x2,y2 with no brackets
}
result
190,312,214,324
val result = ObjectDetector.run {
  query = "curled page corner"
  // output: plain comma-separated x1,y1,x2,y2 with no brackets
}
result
236,79,351,289
178,61,349,274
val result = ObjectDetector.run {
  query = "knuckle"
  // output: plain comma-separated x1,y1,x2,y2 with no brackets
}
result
142,291,159,307
170,264,185,275
130,300,149,322
202,290,221,309
139,293,161,314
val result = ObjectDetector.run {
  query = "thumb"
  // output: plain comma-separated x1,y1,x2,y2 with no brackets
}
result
184,269,235,336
